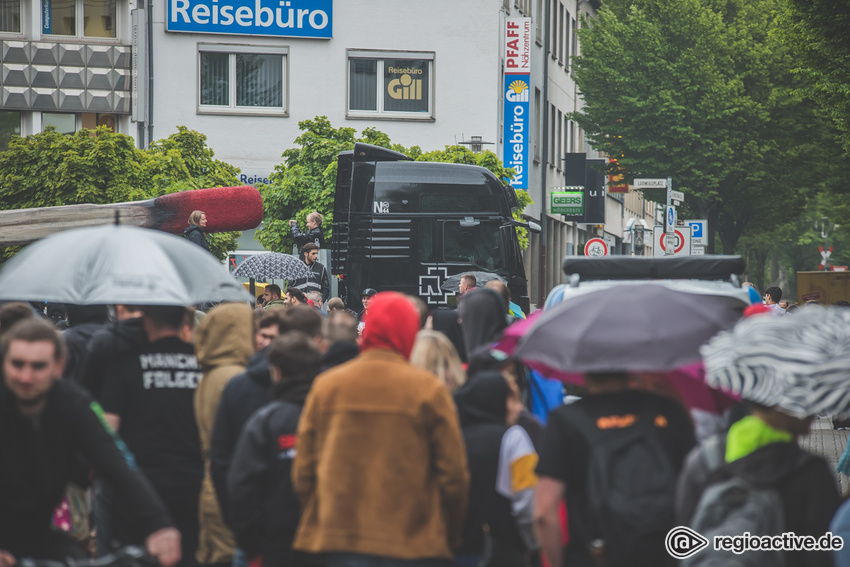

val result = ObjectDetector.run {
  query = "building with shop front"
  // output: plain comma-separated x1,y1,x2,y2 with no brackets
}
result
0,0,131,144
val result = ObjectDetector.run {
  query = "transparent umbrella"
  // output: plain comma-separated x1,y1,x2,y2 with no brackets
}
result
0,224,251,306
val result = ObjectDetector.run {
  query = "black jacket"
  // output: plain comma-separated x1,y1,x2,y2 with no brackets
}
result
290,224,323,249
454,373,525,557
227,380,313,563
184,225,210,251
293,260,330,302
0,379,173,559
62,321,106,383
210,348,273,525
677,439,839,567
78,317,146,399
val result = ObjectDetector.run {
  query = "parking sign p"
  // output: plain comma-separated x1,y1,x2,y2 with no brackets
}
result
685,219,707,246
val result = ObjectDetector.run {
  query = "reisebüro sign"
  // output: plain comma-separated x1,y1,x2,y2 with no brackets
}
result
167,0,332,38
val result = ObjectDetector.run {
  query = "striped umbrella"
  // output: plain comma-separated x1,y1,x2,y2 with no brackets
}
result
702,306,850,418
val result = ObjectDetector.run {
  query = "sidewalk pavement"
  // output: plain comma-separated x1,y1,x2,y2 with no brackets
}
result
799,417,850,495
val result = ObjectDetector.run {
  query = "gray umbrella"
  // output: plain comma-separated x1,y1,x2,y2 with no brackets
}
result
440,271,506,293
0,224,251,306
232,252,311,281
515,283,746,374
702,306,850,418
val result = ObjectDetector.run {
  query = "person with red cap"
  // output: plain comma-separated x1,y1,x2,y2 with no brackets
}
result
292,292,470,567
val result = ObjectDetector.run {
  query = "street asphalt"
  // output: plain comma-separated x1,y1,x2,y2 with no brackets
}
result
800,417,850,495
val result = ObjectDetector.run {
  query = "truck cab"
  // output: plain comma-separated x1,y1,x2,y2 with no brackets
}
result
331,143,530,313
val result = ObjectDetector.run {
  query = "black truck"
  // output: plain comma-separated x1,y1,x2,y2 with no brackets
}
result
331,143,537,313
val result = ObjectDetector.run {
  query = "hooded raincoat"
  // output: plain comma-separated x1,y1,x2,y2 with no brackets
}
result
194,302,254,564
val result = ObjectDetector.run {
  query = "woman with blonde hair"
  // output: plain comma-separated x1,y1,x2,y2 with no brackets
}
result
410,329,467,392
185,210,210,251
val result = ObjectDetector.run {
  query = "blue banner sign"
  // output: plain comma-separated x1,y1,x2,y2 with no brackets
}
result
167,0,332,38
42,0,51,34
503,73,530,190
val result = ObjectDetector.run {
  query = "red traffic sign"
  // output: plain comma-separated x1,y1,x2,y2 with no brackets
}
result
658,230,686,254
584,238,609,257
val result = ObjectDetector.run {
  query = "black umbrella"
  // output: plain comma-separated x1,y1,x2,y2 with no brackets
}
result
232,252,311,281
515,283,746,374
440,271,506,293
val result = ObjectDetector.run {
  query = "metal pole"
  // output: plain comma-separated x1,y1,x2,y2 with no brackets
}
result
665,176,674,255
538,0,551,305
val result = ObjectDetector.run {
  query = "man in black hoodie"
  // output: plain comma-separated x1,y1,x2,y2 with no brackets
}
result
210,305,324,526
454,372,531,567
0,319,179,566
227,331,323,567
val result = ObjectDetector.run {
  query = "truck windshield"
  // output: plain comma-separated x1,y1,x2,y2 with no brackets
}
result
444,221,504,271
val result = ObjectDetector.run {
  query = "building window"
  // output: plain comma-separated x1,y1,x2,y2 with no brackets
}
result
0,110,20,150
42,112,118,134
558,2,565,65
534,87,541,160
0,0,20,33
348,51,433,119
549,0,556,58
198,45,287,115
43,112,76,134
535,0,542,44
571,17,578,67
43,0,116,38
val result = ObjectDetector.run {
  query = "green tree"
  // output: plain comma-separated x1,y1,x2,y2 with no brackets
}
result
0,126,149,210
571,0,826,253
0,126,242,262
142,126,242,258
257,116,533,252
777,0,850,155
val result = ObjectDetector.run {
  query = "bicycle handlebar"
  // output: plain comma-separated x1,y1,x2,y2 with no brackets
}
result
19,546,159,567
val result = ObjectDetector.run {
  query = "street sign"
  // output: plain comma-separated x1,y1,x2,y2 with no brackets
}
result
665,233,677,255
685,219,708,246
633,178,667,189
584,238,609,257
670,190,685,202
550,190,584,215
665,206,677,233
691,246,705,256
653,226,692,257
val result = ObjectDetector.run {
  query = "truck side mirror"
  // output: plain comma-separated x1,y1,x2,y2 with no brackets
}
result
511,219,541,233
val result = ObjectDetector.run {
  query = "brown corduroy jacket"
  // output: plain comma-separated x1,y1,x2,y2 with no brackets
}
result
292,349,470,560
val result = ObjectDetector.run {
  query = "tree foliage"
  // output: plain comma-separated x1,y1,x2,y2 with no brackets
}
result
777,0,850,155
0,126,241,261
571,0,830,254
142,127,242,259
257,116,533,252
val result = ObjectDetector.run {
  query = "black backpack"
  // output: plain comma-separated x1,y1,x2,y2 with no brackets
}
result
564,406,679,567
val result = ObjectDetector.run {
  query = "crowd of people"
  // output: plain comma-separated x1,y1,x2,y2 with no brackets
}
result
5,235,850,567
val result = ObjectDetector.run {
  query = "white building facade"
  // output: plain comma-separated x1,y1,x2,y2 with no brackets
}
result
0,0,656,305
